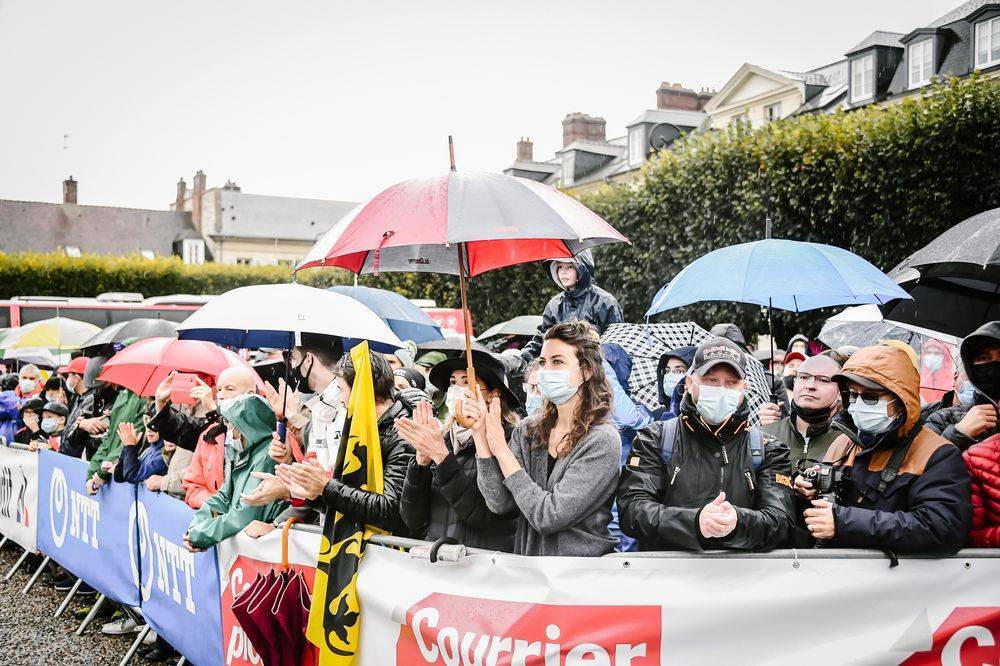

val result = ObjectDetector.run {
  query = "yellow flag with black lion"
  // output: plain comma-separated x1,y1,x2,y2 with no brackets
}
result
306,341,386,664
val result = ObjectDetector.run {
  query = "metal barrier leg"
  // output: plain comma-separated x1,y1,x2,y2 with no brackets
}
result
3,549,29,581
21,555,50,594
0,536,8,549
118,624,151,666
54,577,83,618
176,657,187,666
75,593,106,636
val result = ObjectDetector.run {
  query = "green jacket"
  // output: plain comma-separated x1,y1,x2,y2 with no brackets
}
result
186,394,282,549
86,389,148,481
761,415,841,470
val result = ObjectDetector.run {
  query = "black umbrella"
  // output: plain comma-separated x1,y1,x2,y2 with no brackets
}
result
80,318,178,353
882,207,1000,339
477,315,544,341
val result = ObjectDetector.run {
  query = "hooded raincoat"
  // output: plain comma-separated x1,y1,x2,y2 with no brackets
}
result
520,250,624,360
926,322,1000,450
186,394,282,549
823,345,971,554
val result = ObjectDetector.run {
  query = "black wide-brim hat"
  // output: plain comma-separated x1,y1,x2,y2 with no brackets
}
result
429,349,521,409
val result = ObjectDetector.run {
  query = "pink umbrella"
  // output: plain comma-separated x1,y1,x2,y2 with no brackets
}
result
297,138,628,388
97,337,263,396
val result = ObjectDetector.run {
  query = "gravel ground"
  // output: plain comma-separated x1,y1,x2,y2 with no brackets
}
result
0,543,136,666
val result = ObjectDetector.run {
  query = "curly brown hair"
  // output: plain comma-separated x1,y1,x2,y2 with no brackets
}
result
528,320,612,457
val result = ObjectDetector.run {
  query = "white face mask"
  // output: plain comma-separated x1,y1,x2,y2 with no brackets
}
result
19,378,37,393
695,384,743,424
225,428,245,453
848,398,897,434
446,386,470,409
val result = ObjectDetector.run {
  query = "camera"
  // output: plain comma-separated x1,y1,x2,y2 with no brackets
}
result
801,462,845,504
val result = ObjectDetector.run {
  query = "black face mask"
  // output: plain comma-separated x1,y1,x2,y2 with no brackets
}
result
970,360,1000,400
790,400,833,425
783,374,796,390
288,354,314,393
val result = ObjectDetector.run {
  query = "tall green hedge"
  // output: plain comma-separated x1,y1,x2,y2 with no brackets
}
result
3,76,999,341
582,75,1000,342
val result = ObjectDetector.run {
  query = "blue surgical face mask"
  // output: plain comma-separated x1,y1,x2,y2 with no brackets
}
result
958,383,976,406
536,370,581,406
225,428,244,453
695,384,743,424
40,418,60,434
525,394,545,417
662,374,683,399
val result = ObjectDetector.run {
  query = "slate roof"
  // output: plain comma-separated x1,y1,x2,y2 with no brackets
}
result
0,199,202,257
846,30,905,55
211,190,358,242
929,0,994,27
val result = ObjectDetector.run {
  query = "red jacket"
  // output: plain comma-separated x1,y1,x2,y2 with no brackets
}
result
181,429,225,510
963,434,1000,547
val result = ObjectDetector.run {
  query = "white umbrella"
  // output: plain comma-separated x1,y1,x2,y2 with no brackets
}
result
3,347,65,368
820,305,962,348
175,283,404,352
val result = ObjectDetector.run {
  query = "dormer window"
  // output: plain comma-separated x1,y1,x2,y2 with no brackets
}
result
908,40,933,88
850,54,874,101
182,238,205,265
976,17,1000,69
560,156,573,187
628,126,645,166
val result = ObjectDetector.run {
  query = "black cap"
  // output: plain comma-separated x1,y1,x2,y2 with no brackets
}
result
709,323,747,349
692,337,747,379
19,397,45,414
42,401,69,417
393,368,426,392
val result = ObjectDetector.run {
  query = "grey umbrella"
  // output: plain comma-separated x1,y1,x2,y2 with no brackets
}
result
80,318,178,353
477,316,544,341
416,335,490,356
882,207,1000,338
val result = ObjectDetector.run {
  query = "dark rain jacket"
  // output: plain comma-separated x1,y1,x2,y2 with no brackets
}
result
926,322,1000,450
311,400,415,535
617,394,795,552
399,424,516,552
823,345,971,555
520,250,624,359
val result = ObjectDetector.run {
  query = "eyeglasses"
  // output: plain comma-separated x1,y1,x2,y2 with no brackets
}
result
665,368,686,375
847,391,892,406
794,372,834,386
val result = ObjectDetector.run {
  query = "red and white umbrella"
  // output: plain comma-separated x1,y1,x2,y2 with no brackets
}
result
297,170,627,277
296,139,628,391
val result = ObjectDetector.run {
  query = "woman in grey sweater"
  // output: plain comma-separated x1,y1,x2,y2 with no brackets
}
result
476,321,621,556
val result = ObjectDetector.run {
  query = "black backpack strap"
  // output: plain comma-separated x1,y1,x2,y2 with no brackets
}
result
659,417,680,468
877,424,920,493
747,428,764,473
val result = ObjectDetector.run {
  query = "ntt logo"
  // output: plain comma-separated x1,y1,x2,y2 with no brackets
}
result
129,499,197,614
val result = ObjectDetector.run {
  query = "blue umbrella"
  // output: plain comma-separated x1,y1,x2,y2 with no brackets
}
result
327,285,444,344
647,239,911,317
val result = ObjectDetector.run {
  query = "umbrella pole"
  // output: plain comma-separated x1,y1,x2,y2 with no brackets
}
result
768,299,778,404
457,243,477,394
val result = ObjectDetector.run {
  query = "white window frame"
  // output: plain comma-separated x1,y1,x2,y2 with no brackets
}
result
628,126,645,166
976,17,1000,69
560,156,573,186
909,39,934,88
850,54,874,101
766,102,782,122
181,238,205,265
730,112,748,126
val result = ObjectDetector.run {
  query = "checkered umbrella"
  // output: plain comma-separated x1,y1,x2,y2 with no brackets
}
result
600,322,770,426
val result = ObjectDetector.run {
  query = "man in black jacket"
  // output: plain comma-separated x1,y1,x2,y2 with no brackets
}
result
274,350,415,535
520,250,623,361
925,321,1000,450
618,337,794,551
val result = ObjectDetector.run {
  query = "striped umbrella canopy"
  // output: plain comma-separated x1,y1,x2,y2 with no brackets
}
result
296,170,628,278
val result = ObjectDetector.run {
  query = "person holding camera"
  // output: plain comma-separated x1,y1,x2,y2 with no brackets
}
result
796,345,971,555
617,337,795,552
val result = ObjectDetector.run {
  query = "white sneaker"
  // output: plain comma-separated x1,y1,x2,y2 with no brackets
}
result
143,629,157,645
101,617,140,635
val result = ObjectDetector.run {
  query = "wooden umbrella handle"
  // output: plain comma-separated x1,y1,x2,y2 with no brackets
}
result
281,516,300,571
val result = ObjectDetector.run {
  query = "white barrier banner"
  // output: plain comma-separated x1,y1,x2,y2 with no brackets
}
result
0,446,38,551
356,545,1000,665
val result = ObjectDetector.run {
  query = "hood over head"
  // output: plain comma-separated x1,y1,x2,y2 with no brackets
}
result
834,345,921,435
960,321,1000,394
548,249,595,294
709,323,747,349
786,334,810,355
600,343,632,388
219,393,276,448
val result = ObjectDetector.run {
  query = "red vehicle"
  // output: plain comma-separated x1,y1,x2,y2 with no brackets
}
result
0,293,211,329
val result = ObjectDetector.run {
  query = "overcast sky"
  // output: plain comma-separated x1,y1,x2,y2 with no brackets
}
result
0,0,957,210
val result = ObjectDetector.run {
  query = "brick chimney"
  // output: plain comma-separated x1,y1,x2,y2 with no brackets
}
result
62,176,77,204
516,137,533,162
656,82,707,111
175,178,186,210
562,113,606,148
192,170,206,233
